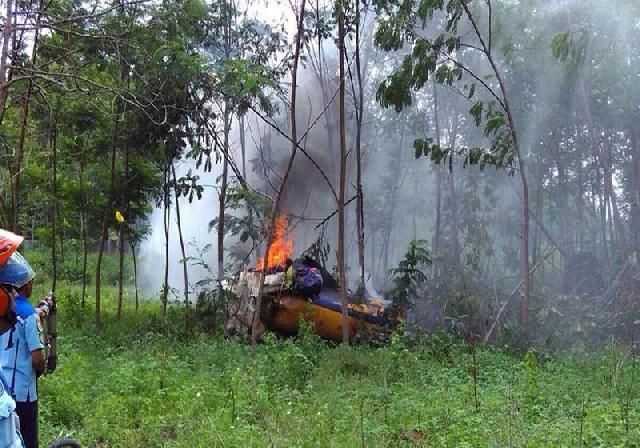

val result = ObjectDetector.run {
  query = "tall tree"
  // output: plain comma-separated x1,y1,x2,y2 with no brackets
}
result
375,0,531,330
251,0,308,349
336,0,349,343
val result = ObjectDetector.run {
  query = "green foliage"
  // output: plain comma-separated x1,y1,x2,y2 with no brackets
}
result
24,244,132,287
522,349,540,412
216,58,278,115
388,239,432,312
209,185,271,246
374,0,518,173
0,0,284,280
35,287,640,447
550,30,589,67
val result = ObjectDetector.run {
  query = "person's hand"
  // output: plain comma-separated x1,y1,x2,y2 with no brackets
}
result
43,293,54,308
37,293,54,318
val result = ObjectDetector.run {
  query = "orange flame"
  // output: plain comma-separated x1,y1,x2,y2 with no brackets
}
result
257,215,293,271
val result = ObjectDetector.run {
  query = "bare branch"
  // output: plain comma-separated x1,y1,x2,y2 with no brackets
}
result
250,105,339,203
440,51,506,111
314,194,357,230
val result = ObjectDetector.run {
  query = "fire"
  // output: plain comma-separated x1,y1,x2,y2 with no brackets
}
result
257,215,293,271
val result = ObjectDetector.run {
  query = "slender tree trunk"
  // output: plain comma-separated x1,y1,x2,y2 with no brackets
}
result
11,27,39,233
461,4,530,331
218,107,230,284
0,0,14,128
95,107,120,331
162,164,170,318
597,165,610,269
50,110,58,292
116,69,131,319
80,154,88,309
239,114,247,179
218,0,233,285
116,227,125,319
337,0,349,344
251,0,307,350
117,138,130,319
354,2,365,288
433,83,442,261
172,164,189,306
130,240,139,312
238,114,256,262
515,153,530,328
604,192,617,252
448,113,462,276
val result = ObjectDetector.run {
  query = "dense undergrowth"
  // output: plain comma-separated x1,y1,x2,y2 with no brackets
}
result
28,280,640,447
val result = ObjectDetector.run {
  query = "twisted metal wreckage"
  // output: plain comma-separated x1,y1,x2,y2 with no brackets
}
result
225,218,400,343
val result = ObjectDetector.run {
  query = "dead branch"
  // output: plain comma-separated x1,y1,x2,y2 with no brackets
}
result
483,244,559,344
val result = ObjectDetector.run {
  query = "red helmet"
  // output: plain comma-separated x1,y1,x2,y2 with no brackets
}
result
0,229,23,317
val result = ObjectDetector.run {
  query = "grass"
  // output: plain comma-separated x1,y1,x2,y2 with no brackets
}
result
27,280,640,447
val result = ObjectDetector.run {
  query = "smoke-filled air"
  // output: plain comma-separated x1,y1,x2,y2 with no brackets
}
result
1,0,640,446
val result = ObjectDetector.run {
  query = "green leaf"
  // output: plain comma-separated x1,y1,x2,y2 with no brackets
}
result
414,139,425,158
484,113,505,136
469,102,483,127
550,32,570,61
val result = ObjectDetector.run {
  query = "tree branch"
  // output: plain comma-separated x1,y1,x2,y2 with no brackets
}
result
250,105,339,203
314,194,357,230
440,51,506,111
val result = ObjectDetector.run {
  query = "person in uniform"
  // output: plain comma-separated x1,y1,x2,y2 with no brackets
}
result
0,230,26,448
0,252,44,448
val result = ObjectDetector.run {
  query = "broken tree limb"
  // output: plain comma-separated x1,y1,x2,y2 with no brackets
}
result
483,245,559,344
314,194,357,230
529,208,569,260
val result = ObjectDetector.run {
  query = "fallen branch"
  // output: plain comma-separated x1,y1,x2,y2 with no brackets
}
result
483,244,559,344
530,208,569,259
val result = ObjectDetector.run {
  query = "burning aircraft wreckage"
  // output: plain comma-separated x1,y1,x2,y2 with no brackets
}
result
225,216,400,343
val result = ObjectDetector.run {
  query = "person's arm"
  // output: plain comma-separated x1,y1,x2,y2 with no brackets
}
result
24,314,45,377
31,349,45,377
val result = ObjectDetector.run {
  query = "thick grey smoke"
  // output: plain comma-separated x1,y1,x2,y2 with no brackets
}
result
139,159,222,300
139,0,640,346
